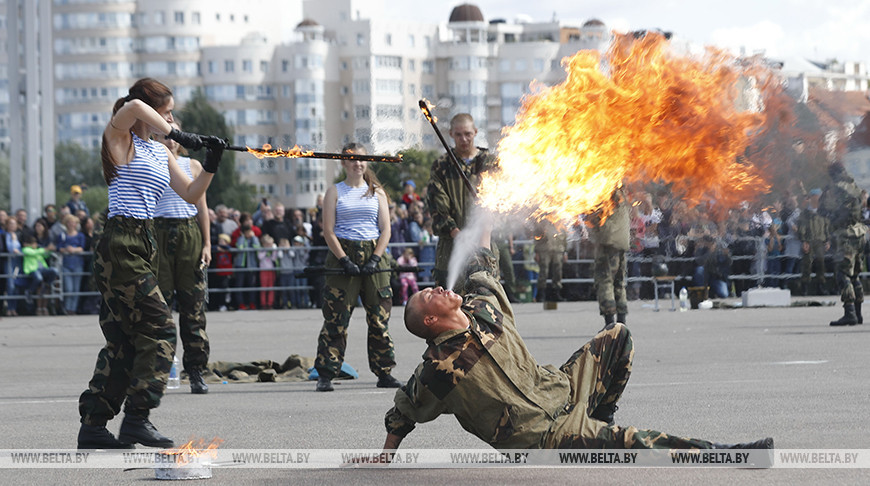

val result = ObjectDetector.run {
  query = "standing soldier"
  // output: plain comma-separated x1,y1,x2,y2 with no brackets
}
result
314,143,401,392
796,188,830,296
427,113,496,288
155,122,211,394
589,187,630,326
821,162,867,326
533,218,568,302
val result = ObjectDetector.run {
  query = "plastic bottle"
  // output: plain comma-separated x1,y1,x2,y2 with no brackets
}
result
679,287,688,312
167,355,181,389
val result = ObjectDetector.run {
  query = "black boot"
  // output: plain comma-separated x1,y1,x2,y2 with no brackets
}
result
590,403,618,425
118,414,175,448
856,303,863,324
377,373,402,388
616,313,626,324
830,304,858,326
188,369,208,395
602,313,615,327
315,376,334,392
77,424,134,450
712,437,774,449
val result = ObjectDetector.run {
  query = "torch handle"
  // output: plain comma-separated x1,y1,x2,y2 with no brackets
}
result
226,145,402,163
418,100,478,199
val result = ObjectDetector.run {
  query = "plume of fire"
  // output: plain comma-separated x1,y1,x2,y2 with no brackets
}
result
479,32,781,224
246,144,314,159
161,437,224,466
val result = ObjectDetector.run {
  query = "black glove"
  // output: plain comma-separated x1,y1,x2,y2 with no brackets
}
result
166,128,203,151
202,145,224,173
361,254,381,275
201,135,228,150
338,256,360,276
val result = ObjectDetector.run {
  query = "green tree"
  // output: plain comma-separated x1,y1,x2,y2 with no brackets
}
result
54,141,108,213
176,89,256,210
371,148,439,202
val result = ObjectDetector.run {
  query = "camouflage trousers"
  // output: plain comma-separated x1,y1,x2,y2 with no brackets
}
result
315,239,395,380
544,323,713,449
800,242,827,289
79,217,176,425
495,240,516,294
594,244,628,316
155,217,209,372
833,234,865,305
536,250,563,292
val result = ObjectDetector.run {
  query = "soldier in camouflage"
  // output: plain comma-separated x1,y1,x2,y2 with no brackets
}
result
154,126,211,394
533,218,568,302
796,188,830,296
820,162,867,326
370,221,772,455
589,188,630,326
426,113,497,288
314,143,401,392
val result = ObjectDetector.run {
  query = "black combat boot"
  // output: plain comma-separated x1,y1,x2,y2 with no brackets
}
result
603,313,615,327
77,424,135,449
376,373,402,388
590,403,618,425
856,303,863,324
118,414,175,448
616,313,627,324
829,304,859,326
315,376,334,392
712,437,774,449
188,369,208,395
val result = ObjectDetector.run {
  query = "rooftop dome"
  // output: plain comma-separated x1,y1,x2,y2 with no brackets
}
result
296,18,319,28
449,3,484,23
582,19,605,27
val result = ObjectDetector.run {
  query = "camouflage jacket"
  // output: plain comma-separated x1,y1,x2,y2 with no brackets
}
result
821,173,865,234
588,188,630,251
533,219,568,253
426,148,495,237
385,248,571,449
795,208,830,244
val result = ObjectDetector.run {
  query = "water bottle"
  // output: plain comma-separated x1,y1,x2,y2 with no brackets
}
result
167,355,181,389
679,287,688,312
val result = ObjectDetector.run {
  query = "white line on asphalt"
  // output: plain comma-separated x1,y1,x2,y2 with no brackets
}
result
768,360,828,365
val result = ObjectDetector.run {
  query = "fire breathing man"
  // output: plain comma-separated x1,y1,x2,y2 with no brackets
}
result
821,161,867,326
371,219,772,455
426,113,496,288
589,187,630,326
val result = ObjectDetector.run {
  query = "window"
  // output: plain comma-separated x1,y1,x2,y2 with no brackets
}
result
376,104,403,119
408,34,415,47
515,59,527,71
192,12,200,24
282,60,289,72
174,11,184,24
499,59,511,72
352,80,370,94
154,11,165,25
355,105,370,119
408,59,415,71
260,60,269,73
375,56,401,69
385,34,392,46
225,60,234,73
357,33,365,46
243,60,252,73
375,79,402,94
422,60,434,73
534,58,545,72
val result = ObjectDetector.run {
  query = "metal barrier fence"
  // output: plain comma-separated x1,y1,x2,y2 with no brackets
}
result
0,235,847,312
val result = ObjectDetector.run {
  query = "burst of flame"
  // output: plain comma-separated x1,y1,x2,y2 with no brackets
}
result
420,99,438,123
161,437,224,466
246,144,314,159
479,32,778,224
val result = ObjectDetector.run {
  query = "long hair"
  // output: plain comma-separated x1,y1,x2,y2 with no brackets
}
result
101,77,173,184
341,142,381,197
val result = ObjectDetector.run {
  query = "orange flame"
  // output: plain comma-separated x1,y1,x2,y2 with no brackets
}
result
246,144,314,159
420,98,438,123
161,437,224,466
479,32,778,224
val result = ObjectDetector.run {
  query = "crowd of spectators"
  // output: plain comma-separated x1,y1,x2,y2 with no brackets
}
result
4,180,870,317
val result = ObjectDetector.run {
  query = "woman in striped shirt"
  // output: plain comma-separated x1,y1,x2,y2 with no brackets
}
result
78,78,224,450
313,143,401,392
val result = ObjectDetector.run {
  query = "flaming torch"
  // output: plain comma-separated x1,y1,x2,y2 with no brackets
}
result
227,144,403,163
418,99,478,198
478,32,780,224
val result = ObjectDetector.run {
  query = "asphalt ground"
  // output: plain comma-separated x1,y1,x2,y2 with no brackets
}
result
1,296,869,485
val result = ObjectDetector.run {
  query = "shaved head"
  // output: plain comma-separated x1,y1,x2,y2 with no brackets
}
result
404,293,429,339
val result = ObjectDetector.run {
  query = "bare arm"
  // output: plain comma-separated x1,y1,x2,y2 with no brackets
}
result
190,158,212,266
167,150,213,204
373,189,392,257
321,186,346,259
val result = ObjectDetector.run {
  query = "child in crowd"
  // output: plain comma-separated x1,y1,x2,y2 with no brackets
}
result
257,234,278,309
397,247,419,305
213,234,233,311
20,234,59,315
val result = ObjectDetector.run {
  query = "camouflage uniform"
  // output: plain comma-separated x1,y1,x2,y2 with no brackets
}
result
427,148,497,288
589,189,630,319
315,238,396,379
79,217,176,425
796,207,830,293
385,248,713,449
154,217,209,373
533,219,568,300
821,167,867,311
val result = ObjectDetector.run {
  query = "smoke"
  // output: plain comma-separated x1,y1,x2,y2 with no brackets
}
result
445,206,490,290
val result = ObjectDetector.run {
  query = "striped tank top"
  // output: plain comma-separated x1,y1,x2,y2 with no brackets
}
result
107,132,171,219
154,156,198,218
333,181,380,240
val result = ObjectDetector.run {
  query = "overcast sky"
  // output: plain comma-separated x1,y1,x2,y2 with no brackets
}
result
382,0,870,63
